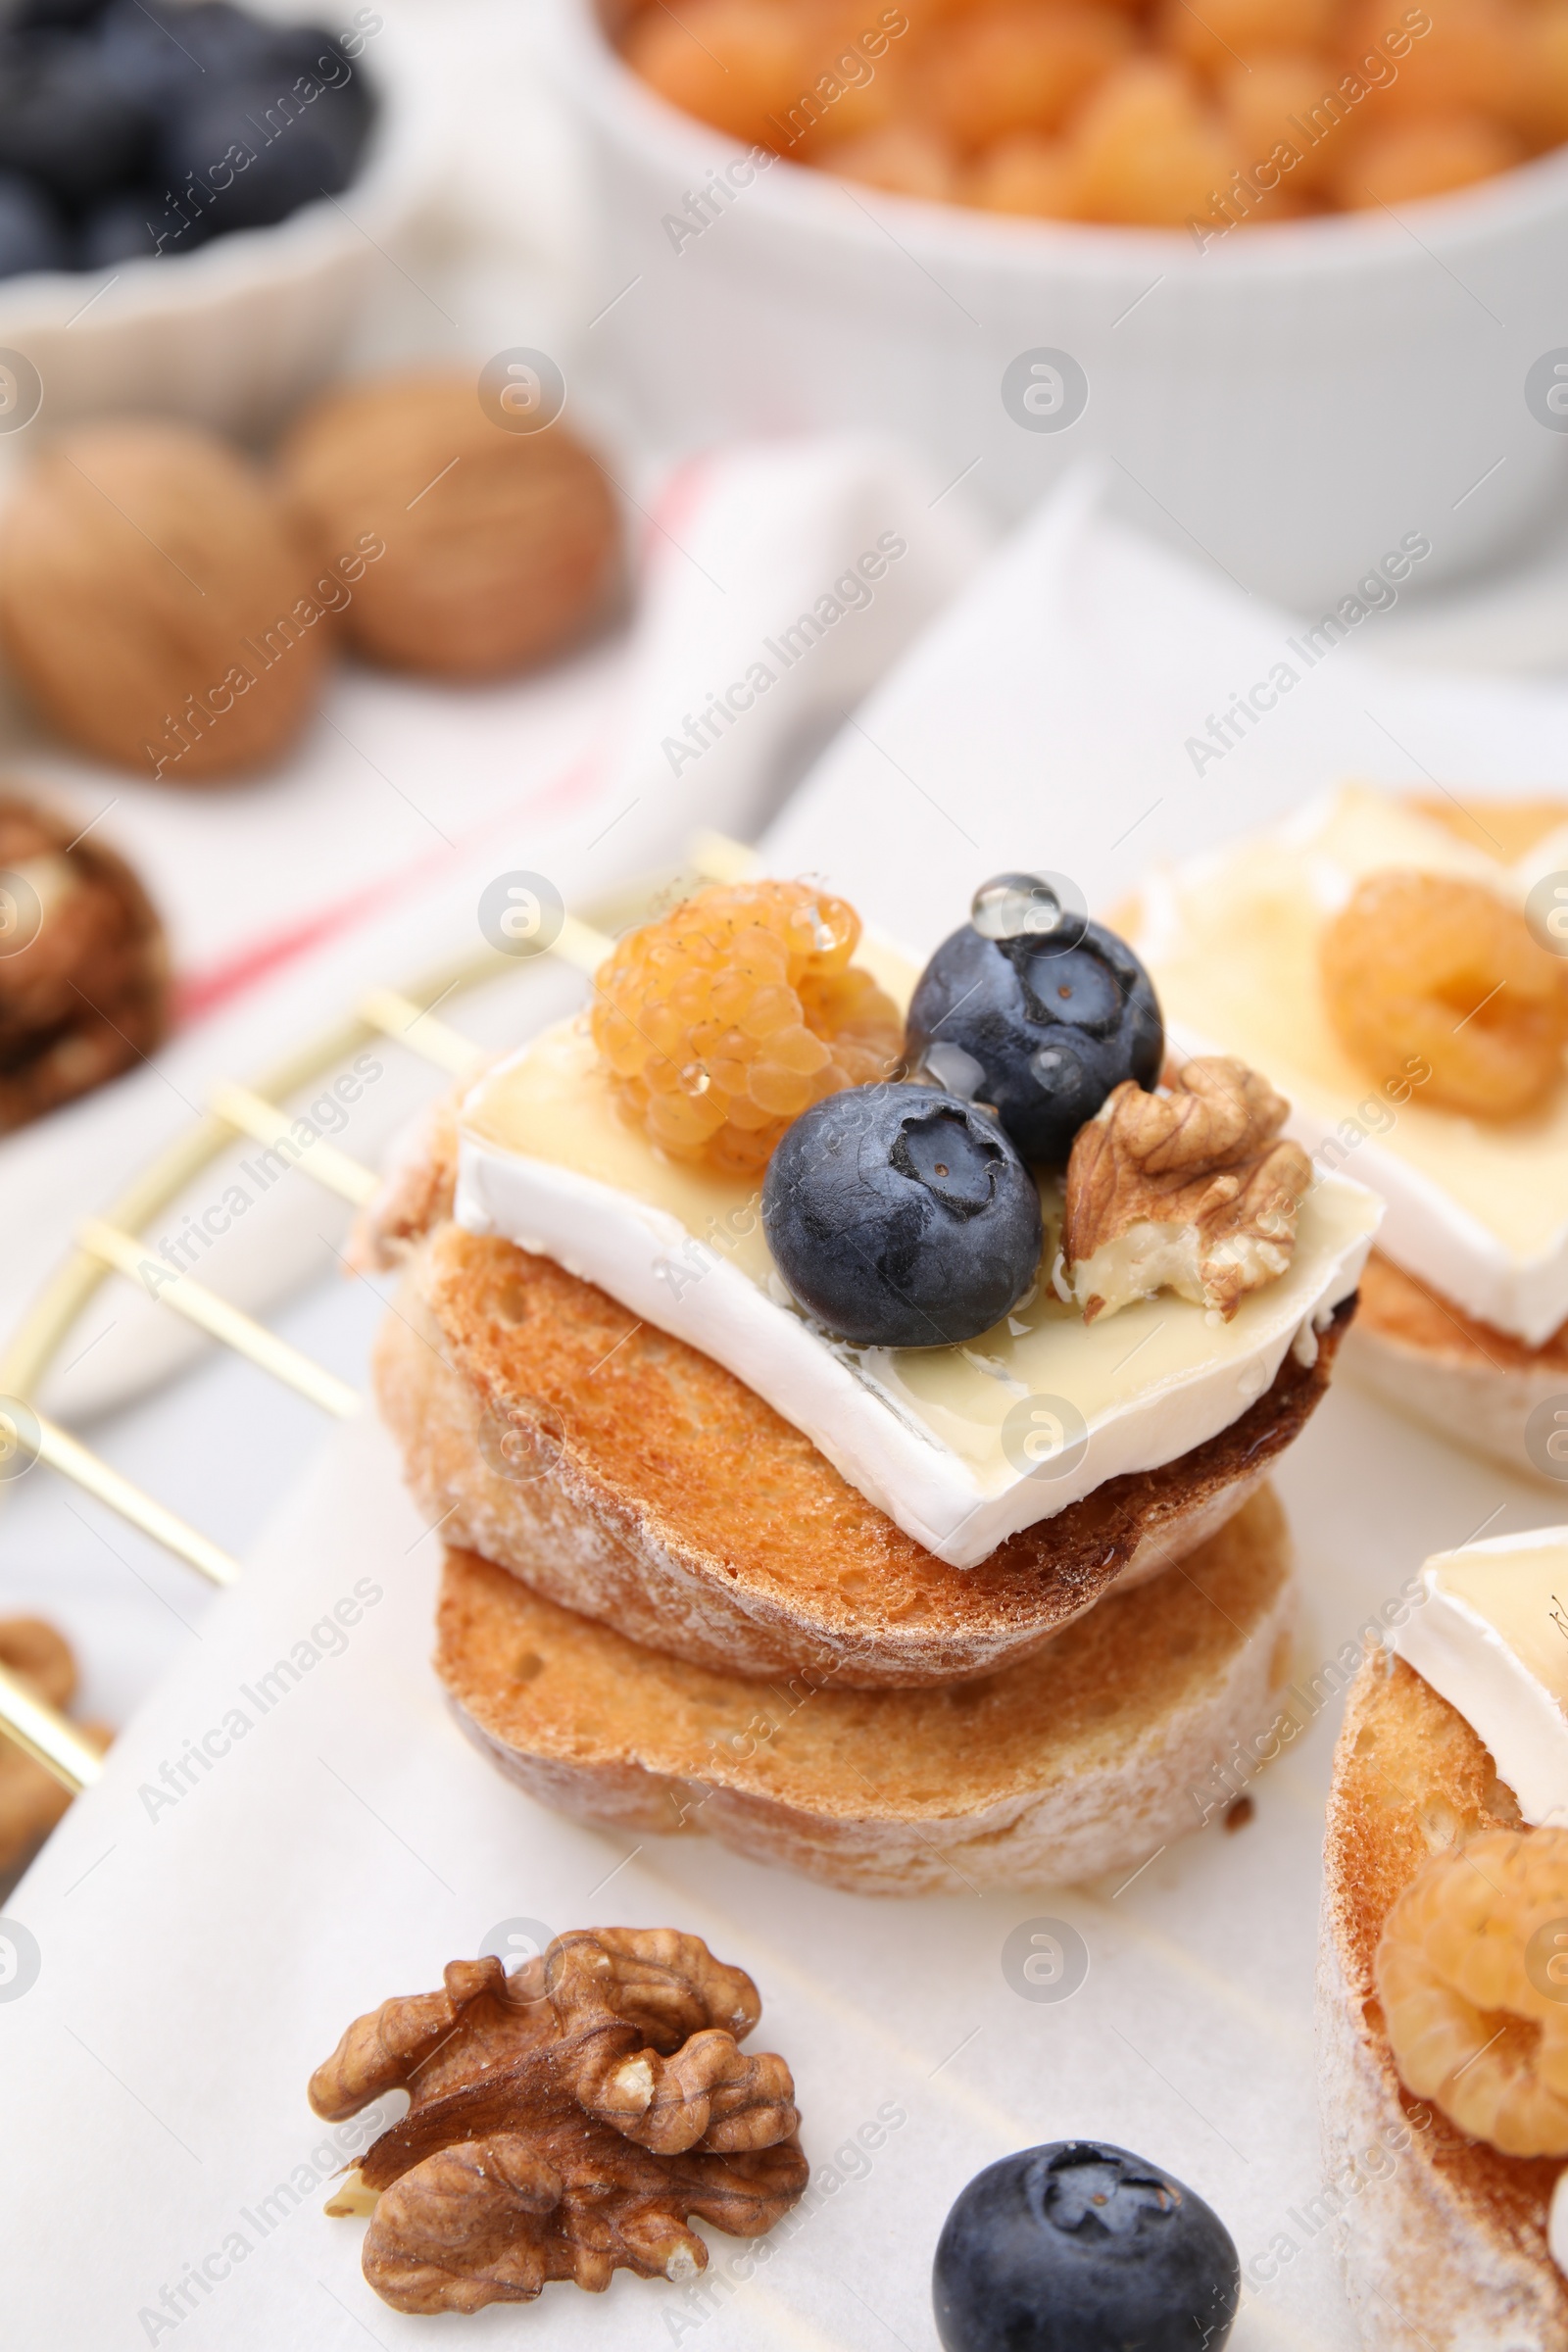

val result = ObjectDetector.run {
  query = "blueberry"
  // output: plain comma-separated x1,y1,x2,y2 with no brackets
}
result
250,22,373,126
0,37,156,204
95,0,288,106
77,189,163,270
179,0,319,75
761,1083,1042,1348
933,2140,1239,2352
95,4,370,120
0,172,68,278
12,0,112,28
94,2,217,108
151,80,354,242
158,60,371,237
907,875,1162,1167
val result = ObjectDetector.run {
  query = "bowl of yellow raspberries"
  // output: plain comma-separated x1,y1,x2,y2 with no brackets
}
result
551,0,1568,606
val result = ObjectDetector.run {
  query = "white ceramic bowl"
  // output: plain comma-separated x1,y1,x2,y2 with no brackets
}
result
0,7,452,444
550,0,1568,608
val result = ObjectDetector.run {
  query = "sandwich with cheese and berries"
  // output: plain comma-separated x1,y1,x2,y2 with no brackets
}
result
362,866,1379,1891
1124,785,1568,1488
1320,1524,1568,2349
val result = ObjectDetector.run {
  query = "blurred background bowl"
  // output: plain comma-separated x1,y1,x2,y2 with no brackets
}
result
0,4,452,444
551,0,1568,610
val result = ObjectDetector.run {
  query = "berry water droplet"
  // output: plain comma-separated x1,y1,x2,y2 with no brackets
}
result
971,872,1066,942
809,900,853,956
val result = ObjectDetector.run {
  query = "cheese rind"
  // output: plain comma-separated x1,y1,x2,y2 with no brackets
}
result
1395,1528,1568,1826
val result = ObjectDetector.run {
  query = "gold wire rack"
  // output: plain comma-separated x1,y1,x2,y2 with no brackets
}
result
0,829,760,1801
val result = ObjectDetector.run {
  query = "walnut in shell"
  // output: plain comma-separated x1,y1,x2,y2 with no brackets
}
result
0,422,328,783
0,792,168,1131
278,373,620,679
309,1927,808,2314
1061,1055,1312,1322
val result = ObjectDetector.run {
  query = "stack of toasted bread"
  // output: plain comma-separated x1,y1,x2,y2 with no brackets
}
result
358,864,1386,1895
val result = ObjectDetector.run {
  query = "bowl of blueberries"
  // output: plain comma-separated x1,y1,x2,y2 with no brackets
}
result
0,0,447,437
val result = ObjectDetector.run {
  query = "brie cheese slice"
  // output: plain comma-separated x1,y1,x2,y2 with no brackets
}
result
1396,1527,1568,1825
455,1015,1380,1567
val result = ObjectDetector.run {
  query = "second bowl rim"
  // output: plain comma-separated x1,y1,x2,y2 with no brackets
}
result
546,0,1568,285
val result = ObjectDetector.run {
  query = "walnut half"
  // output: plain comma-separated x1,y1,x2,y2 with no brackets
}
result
1061,1056,1312,1323
308,1927,808,2315
0,792,168,1133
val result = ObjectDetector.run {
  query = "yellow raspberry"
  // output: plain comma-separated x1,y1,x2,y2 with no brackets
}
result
1376,1826,1568,2156
1321,869,1568,1120
590,880,904,1174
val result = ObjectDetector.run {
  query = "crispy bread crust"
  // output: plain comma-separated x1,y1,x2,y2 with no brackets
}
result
1318,1652,1568,2350
1344,1252,1568,1490
379,1223,1348,1689
436,1486,1297,1895
1355,1252,1568,1375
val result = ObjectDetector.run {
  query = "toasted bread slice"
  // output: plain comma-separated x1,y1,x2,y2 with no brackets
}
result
1343,1251,1568,1491
1318,1650,1568,2349
437,1484,1295,1894
379,1223,1348,1690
